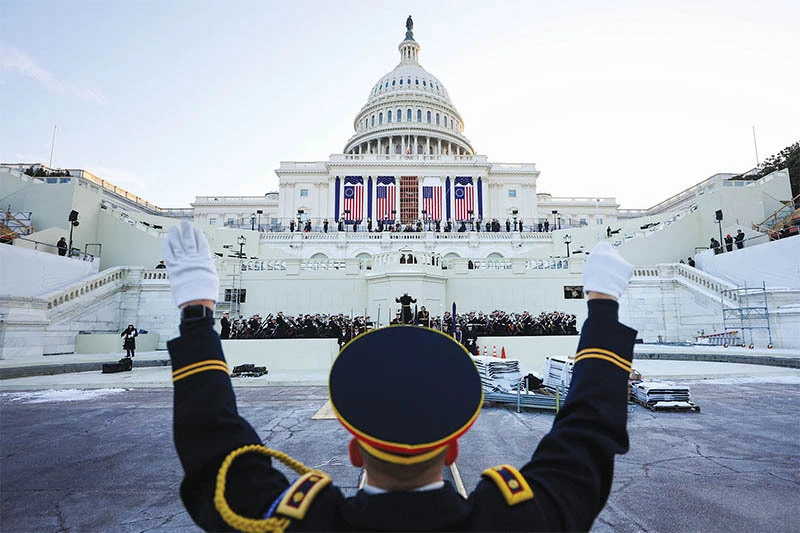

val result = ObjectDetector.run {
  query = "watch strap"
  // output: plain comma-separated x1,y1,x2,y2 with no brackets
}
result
181,304,213,322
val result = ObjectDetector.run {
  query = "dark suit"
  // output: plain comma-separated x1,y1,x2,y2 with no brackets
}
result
167,300,636,531
220,316,231,339
395,294,416,324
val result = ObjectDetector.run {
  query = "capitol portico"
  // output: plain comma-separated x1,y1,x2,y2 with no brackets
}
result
273,17,548,231
1,17,798,359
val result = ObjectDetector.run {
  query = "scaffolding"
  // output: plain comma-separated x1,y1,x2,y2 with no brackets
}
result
721,282,773,348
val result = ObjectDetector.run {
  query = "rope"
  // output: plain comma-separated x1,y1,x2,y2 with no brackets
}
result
214,444,316,533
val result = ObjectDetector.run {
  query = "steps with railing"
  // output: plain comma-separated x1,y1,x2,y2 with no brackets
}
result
1,210,34,242
753,192,800,237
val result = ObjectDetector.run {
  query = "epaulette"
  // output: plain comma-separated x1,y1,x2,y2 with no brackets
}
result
275,471,332,520
172,359,229,383
573,348,631,373
481,464,534,506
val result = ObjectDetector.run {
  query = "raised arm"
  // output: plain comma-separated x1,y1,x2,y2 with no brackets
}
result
470,243,636,531
164,221,289,530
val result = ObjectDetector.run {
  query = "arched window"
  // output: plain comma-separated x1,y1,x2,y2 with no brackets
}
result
399,79,403,85
436,113,440,125
388,110,392,123
423,80,427,87
427,111,431,123
417,109,422,122
415,79,419,85
379,112,383,125
397,109,402,122
392,80,396,86
407,109,412,122
407,78,411,85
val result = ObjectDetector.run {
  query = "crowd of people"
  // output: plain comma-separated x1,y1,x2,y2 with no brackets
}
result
220,308,578,347
253,215,571,233
710,229,746,254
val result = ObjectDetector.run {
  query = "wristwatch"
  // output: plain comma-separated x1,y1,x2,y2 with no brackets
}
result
181,304,213,323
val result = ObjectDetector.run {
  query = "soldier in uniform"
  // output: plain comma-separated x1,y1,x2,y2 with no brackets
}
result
417,305,430,327
163,221,636,532
219,312,231,339
395,292,416,324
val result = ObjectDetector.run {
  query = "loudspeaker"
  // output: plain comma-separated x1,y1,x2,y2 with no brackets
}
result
715,209,723,221
68,210,79,222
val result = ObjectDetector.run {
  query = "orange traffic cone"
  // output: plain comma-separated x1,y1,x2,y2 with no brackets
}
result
501,347,506,359
492,345,497,358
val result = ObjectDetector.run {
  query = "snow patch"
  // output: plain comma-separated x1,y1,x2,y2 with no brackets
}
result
680,375,800,385
1,389,127,404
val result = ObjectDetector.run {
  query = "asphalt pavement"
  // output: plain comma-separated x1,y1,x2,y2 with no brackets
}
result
2,376,799,532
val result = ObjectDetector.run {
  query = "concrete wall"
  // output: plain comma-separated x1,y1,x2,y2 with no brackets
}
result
96,210,169,269
221,339,340,370
217,335,580,376
75,333,160,354
696,231,800,289
1,242,100,297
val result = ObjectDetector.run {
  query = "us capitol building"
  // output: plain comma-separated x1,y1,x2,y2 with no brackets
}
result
1,17,798,360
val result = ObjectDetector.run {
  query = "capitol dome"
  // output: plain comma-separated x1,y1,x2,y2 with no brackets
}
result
343,17,474,157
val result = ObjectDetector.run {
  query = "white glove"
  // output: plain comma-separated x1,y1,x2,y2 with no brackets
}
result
583,242,634,300
163,221,219,308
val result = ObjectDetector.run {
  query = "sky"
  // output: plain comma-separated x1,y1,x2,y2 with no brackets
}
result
1,0,798,209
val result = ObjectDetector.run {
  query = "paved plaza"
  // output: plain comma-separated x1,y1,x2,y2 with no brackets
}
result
1,369,799,532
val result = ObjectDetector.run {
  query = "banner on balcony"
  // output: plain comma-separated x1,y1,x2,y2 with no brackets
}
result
343,176,364,221
454,177,474,221
376,176,397,221
422,184,442,221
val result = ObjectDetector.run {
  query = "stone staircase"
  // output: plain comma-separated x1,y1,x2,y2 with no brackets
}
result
754,192,800,238
0,267,176,359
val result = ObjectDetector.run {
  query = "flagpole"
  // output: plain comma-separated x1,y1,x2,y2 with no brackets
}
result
752,125,759,166
49,125,57,168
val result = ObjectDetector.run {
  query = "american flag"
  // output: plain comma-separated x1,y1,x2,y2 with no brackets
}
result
343,184,363,221
454,185,474,221
376,185,396,221
422,186,442,220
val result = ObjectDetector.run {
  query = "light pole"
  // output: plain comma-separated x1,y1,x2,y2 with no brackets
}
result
512,210,518,232
256,209,263,232
344,210,350,233
563,234,572,257
236,235,246,315
421,209,428,231
250,213,256,231
715,209,724,253
551,210,558,232
467,209,474,230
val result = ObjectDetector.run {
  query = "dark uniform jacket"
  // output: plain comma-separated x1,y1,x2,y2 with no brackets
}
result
167,299,636,531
